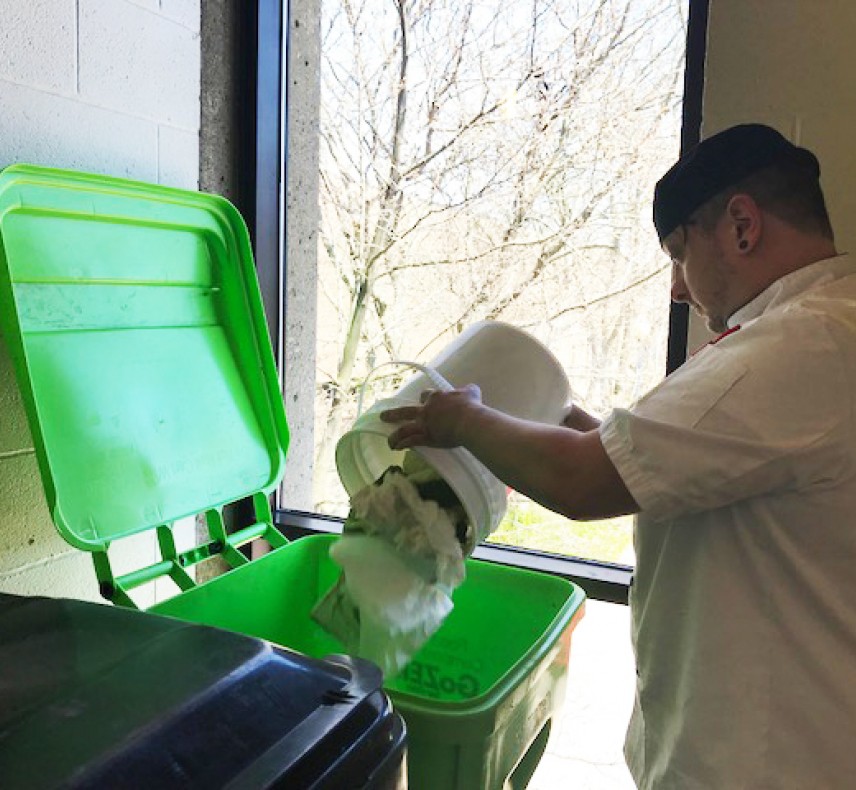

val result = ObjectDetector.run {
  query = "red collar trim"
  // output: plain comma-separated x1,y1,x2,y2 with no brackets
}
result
709,324,742,345
690,324,741,357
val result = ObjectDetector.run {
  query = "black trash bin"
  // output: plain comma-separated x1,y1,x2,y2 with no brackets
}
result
0,593,407,789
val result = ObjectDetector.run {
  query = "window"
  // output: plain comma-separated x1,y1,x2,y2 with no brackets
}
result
257,2,707,786
306,0,688,570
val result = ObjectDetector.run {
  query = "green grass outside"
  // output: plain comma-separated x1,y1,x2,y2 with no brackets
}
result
486,497,634,566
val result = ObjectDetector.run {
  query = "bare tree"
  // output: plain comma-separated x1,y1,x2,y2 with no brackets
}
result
315,0,686,510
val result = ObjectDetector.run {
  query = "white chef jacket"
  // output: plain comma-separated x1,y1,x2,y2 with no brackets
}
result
600,254,856,789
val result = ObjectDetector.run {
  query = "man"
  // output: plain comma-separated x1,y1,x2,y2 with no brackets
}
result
382,124,856,788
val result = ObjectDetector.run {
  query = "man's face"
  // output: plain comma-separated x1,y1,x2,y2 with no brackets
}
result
664,221,733,334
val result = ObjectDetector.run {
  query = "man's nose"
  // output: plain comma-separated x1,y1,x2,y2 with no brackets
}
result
671,264,689,304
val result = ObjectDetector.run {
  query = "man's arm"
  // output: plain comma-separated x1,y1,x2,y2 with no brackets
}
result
382,385,638,521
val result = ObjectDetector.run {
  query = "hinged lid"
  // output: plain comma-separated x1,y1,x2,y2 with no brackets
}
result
0,164,289,552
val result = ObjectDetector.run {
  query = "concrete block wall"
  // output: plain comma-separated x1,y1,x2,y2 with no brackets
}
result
0,0,201,602
280,0,321,511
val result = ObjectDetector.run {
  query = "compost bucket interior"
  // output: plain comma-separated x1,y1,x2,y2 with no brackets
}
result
152,533,580,705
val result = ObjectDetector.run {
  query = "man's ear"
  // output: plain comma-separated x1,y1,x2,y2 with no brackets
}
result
725,193,761,254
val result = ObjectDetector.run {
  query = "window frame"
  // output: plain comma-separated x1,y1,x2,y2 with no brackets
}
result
248,0,710,603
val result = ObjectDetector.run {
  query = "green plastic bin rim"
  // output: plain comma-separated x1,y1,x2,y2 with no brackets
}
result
0,164,289,551
388,562,585,714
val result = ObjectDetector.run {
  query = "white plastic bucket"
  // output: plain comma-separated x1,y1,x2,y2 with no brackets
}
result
335,320,572,543
394,320,572,425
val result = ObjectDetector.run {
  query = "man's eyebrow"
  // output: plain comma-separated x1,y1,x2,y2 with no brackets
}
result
662,229,686,259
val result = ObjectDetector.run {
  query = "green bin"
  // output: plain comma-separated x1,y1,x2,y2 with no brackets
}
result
153,533,585,789
0,164,586,790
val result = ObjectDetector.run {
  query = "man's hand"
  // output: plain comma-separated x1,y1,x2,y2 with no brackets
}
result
562,402,602,431
381,384,482,449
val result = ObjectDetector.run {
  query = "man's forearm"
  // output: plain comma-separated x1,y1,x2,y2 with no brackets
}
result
460,404,637,521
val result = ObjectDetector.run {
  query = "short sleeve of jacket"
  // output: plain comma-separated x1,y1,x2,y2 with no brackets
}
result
599,308,852,522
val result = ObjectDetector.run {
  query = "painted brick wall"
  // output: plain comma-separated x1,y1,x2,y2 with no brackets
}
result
0,0,201,602
686,0,856,353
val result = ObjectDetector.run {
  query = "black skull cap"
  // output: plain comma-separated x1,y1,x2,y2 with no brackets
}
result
653,123,820,241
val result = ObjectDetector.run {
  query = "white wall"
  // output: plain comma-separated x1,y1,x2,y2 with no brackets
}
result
686,0,856,352
0,0,201,602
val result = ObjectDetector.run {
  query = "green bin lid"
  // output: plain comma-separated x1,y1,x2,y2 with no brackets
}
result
0,164,289,551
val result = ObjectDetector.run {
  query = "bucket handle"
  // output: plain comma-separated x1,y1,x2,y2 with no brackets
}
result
356,361,453,417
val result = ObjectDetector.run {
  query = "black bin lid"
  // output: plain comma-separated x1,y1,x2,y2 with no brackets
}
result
0,594,406,789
